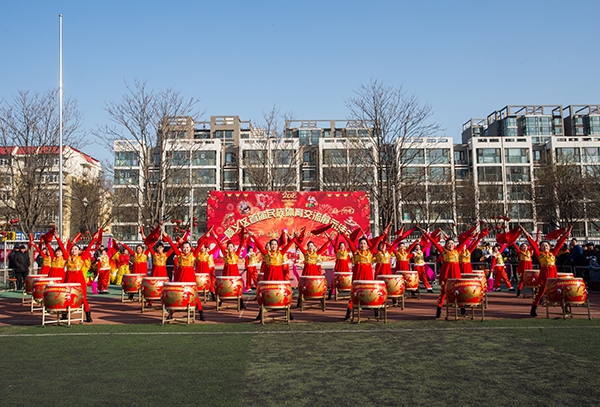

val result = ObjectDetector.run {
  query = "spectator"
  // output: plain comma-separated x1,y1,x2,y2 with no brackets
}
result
12,244,30,290
588,256,600,291
569,238,583,270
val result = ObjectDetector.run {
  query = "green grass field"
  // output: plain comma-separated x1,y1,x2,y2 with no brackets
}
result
1,319,599,407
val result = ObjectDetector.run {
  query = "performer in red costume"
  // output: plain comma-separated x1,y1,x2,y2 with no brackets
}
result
56,230,100,322
326,234,352,300
296,240,329,277
513,242,533,297
420,227,470,318
521,225,571,317
410,243,433,293
491,244,514,291
250,232,298,320
29,235,51,276
213,230,247,309
340,226,389,321
163,233,206,321
244,246,259,290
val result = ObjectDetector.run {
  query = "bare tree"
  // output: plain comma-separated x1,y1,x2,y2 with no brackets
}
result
0,89,83,235
345,80,443,231
93,80,202,232
242,106,299,191
68,173,113,237
535,156,586,228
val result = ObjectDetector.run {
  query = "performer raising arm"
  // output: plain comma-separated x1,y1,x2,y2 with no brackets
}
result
521,225,571,317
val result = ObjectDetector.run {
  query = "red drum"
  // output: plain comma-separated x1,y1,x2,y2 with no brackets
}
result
523,270,540,288
25,274,48,294
32,277,62,302
446,278,484,307
43,283,84,312
557,273,574,279
122,274,144,294
352,280,387,308
215,276,243,298
397,271,419,290
256,281,292,309
299,275,327,299
161,282,198,310
546,278,587,305
334,272,352,291
141,277,169,300
376,274,405,297
195,273,210,291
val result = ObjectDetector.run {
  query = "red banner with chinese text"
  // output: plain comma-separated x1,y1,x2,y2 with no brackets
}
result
206,191,370,247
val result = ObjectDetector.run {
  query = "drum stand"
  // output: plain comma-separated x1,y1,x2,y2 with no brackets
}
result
387,295,404,310
140,296,162,313
215,294,242,312
352,304,387,323
404,287,420,300
334,288,351,301
31,297,44,313
298,293,326,312
22,290,32,305
161,305,195,325
41,305,84,327
260,305,291,325
121,288,141,303
545,298,592,320
445,300,485,321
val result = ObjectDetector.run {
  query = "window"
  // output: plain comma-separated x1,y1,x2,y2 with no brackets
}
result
192,169,216,184
169,151,190,166
114,169,139,185
243,150,265,165
115,152,139,167
400,149,425,164
274,150,294,165
323,150,347,165
302,169,316,182
225,152,237,165
506,166,530,182
223,170,237,183
479,185,503,201
507,184,532,201
508,203,533,219
272,168,295,185
427,149,450,164
213,130,234,139
168,169,188,185
477,166,502,182
192,150,216,166
298,130,320,146
401,167,425,182
303,151,315,164
349,149,373,165
476,148,501,164
583,147,600,163
454,150,467,165
427,167,451,181
455,168,469,180
505,148,529,164
555,147,580,163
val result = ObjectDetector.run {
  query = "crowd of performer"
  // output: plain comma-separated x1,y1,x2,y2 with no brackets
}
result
15,219,597,323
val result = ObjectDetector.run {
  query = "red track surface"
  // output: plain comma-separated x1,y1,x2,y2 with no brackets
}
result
2,286,598,326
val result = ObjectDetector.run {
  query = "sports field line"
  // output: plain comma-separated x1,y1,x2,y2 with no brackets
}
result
0,324,598,338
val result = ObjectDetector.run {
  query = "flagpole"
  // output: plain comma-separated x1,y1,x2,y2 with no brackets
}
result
58,14,64,238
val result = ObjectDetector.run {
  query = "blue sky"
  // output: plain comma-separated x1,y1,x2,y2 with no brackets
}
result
2,0,599,163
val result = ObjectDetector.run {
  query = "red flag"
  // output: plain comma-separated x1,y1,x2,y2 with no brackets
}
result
505,227,522,245
458,224,478,244
310,223,332,236
41,226,56,244
545,227,565,240
144,225,161,247
349,227,363,243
